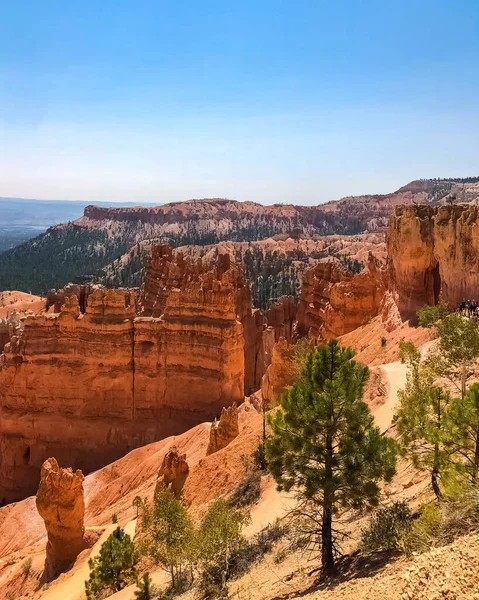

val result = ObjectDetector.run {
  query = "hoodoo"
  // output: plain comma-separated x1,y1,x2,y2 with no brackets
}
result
36,458,87,581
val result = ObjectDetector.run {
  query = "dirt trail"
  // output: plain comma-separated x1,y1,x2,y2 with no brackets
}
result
373,361,407,432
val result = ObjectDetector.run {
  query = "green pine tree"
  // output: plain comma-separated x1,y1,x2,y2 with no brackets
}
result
446,383,479,482
134,573,153,600
85,527,138,599
266,339,397,571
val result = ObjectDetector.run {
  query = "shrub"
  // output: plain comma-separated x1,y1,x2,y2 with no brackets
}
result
197,522,286,600
85,527,138,599
403,503,442,555
227,522,287,578
361,501,413,553
111,513,118,524
381,337,387,348
229,470,261,508
21,556,33,578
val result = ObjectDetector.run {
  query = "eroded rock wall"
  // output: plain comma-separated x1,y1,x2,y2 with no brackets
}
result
387,204,479,319
296,254,386,340
0,251,253,501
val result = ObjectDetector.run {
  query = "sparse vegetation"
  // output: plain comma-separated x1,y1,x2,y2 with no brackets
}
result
229,469,261,509
197,499,248,599
361,501,413,553
396,341,452,499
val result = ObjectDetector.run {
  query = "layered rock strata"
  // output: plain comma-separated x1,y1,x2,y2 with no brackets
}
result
296,253,386,339
387,204,479,319
36,458,87,581
0,250,263,501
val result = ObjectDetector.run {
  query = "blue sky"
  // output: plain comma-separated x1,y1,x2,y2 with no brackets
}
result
0,0,478,205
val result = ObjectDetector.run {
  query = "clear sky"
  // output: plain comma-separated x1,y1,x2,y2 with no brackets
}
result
0,1,478,205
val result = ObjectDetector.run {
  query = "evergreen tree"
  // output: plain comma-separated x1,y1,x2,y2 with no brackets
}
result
85,527,138,599
134,573,154,600
419,310,479,399
266,340,397,571
396,341,451,499
446,383,479,482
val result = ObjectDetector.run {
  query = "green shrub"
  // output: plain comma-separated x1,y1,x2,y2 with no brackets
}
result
361,502,413,553
403,503,442,555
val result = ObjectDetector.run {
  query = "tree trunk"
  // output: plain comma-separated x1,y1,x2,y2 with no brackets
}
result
473,426,479,482
321,503,334,571
432,443,442,500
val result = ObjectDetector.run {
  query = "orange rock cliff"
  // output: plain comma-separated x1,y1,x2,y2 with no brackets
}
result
0,248,275,501
387,204,479,319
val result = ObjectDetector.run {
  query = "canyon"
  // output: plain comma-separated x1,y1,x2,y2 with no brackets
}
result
3,203,479,504
1,201,479,598
1,177,478,296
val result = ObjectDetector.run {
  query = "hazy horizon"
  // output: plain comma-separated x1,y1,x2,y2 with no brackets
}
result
1,1,478,206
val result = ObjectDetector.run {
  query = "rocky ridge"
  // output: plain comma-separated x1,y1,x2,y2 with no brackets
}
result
3,176,476,295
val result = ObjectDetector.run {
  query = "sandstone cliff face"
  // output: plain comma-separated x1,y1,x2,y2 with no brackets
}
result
206,404,239,456
0,251,254,501
387,204,479,319
36,458,86,581
261,339,298,405
142,246,270,395
296,254,386,340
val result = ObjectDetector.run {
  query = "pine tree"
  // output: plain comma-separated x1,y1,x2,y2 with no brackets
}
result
266,340,397,571
446,383,479,482
134,573,153,600
396,341,451,499
419,310,479,399
85,527,138,599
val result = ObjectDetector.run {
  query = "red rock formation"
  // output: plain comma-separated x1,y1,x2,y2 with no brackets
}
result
155,446,189,498
266,296,297,343
36,458,87,581
0,253,252,501
387,204,479,319
142,246,270,395
261,338,298,406
296,254,387,340
206,403,240,456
